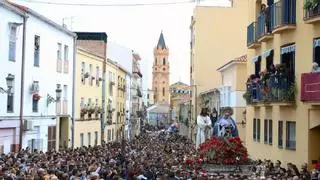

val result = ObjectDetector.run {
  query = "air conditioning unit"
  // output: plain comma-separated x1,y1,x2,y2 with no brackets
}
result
24,120,33,131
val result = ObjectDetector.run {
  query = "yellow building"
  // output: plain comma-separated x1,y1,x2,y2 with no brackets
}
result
169,82,191,121
217,55,247,143
105,59,118,142
73,47,104,148
190,0,248,137
246,0,320,167
116,65,127,141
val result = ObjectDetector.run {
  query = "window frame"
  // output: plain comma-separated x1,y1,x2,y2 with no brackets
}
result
34,35,40,67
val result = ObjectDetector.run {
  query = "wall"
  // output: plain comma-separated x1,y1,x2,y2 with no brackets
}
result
74,120,100,147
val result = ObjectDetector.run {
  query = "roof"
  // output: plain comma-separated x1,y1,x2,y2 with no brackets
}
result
8,1,76,37
217,54,247,72
75,32,108,42
170,81,189,87
199,88,220,96
0,1,27,17
156,31,167,49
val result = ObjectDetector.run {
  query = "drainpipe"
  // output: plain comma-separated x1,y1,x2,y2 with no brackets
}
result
101,40,107,144
71,36,77,148
19,15,27,151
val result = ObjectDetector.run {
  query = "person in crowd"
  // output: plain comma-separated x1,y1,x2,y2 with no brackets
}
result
195,108,212,149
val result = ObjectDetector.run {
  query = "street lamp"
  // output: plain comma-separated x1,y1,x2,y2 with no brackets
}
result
47,87,62,106
0,74,15,94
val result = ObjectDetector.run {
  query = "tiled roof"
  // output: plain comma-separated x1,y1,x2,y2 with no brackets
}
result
217,54,247,71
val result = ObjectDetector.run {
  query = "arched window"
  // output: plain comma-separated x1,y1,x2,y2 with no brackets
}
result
163,58,165,65
163,87,165,96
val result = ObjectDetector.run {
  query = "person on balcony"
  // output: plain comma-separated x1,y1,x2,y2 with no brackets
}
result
195,108,211,150
312,62,320,72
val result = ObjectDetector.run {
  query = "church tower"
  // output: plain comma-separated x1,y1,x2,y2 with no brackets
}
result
152,31,170,104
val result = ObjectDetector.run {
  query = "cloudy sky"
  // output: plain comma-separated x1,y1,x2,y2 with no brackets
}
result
13,0,229,88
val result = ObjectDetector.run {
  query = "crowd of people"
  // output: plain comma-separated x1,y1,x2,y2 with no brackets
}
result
0,124,319,179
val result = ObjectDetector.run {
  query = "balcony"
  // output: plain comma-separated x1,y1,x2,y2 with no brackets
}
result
301,72,320,104
247,22,260,49
244,75,296,106
256,10,273,43
304,1,320,24
271,0,296,34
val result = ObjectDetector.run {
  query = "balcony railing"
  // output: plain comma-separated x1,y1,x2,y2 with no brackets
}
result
301,72,320,102
270,0,296,32
256,9,273,41
304,1,320,23
56,101,61,115
247,22,257,47
63,61,69,74
244,75,296,105
62,100,68,115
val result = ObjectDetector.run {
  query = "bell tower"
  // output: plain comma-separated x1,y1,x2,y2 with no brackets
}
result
152,31,170,104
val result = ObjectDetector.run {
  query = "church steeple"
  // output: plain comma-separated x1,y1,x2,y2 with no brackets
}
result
156,31,167,49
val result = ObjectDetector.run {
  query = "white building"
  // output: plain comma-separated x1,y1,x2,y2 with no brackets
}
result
0,1,26,154
1,1,76,152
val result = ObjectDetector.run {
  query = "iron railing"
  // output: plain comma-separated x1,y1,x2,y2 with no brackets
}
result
247,22,257,46
270,0,296,30
245,75,296,104
256,8,272,39
304,0,320,20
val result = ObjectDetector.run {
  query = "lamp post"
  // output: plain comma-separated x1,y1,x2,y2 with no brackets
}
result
0,74,15,94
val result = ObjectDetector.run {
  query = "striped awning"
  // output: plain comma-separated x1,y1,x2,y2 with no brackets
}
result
314,39,320,47
251,55,260,63
263,49,273,58
281,44,296,55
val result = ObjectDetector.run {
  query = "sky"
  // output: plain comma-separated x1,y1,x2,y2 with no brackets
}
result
13,0,230,88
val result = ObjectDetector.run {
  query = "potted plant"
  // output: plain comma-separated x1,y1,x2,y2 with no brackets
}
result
304,0,314,10
88,106,95,118
84,72,89,78
80,106,88,117
33,93,41,101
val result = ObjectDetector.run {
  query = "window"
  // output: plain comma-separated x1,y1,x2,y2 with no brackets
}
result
80,97,84,108
269,120,273,144
9,25,17,61
257,119,261,141
108,129,111,141
96,66,100,86
64,45,69,61
314,38,320,65
94,131,98,146
155,57,157,65
63,85,67,101
281,44,296,84
87,132,91,146
56,84,61,101
253,118,256,140
278,121,283,147
111,129,114,140
163,68,166,71
147,94,150,99
7,93,14,113
286,121,296,150
80,133,84,147
163,87,165,96
264,119,268,143
163,58,166,65
254,57,261,75
89,64,93,85
32,98,38,112
57,43,62,60
81,62,85,84
88,98,92,106
266,50,274,71
34,35,40,67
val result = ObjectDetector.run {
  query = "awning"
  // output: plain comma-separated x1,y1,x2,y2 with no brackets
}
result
251,55,260,63
314,39,320,48
263,49,273,58
281,44,295,55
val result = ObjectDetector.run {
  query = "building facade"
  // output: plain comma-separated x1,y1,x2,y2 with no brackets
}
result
169,82,191,122
217,55,247,143
75,32,107,145
73,47,104,148
0,1,26,153
246,0,320,167
116,66,127,141
152,32,170,104
131,53,143,136
190,0,248,139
